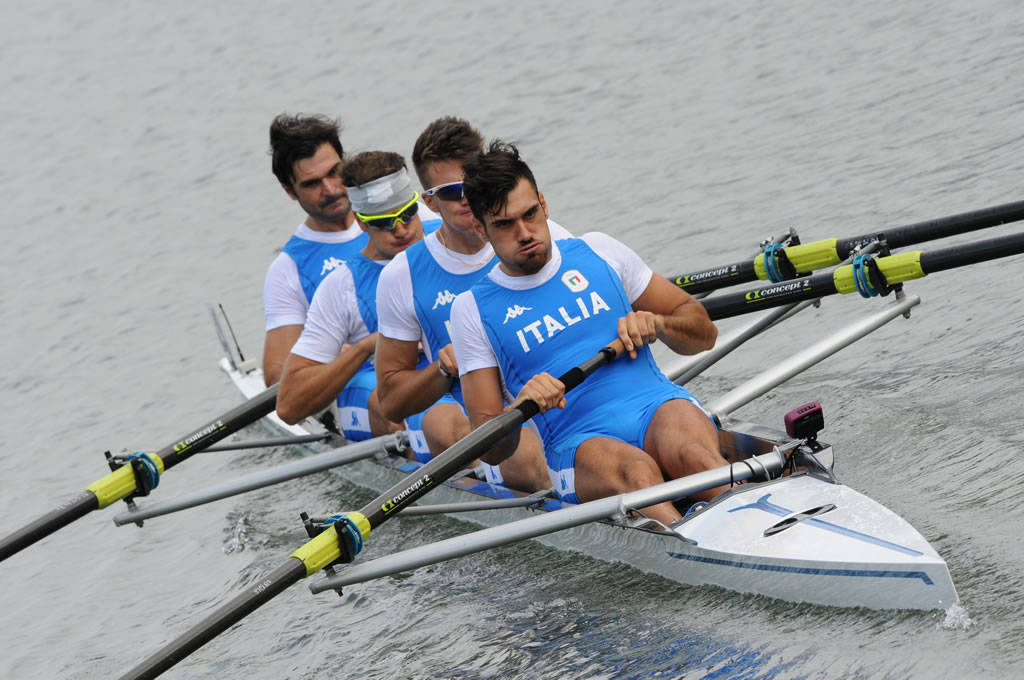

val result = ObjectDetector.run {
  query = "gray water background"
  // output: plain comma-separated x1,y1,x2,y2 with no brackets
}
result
2,1,1023,678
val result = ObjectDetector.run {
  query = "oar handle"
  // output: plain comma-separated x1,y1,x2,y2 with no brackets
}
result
558,342,622,393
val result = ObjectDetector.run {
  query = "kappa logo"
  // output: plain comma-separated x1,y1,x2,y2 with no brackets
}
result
503,304,533,325
561,269,588,293
432,289,458,309
320,256,346,276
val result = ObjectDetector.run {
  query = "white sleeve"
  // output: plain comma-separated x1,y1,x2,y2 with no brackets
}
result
263,253,309,330
450,291,498,376
290,267,363,364
581,232,653,303
547,218,572,239
376,252,423,342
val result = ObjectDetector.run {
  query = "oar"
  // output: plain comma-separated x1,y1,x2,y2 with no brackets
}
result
0,384,279,563
309,449,785,593
672,199,1024,294
118,344,621,680
111,432,409,525
699,230,1024,320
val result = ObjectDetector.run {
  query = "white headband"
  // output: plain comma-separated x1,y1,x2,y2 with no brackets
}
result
347,167,416,214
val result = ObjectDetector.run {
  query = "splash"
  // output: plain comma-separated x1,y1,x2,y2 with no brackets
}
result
223,514,250,554
940,601,974,630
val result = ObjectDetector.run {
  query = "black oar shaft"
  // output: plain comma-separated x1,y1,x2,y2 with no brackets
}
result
119,559,307,680
0,384,278,564
701,230,1024,319
674,199,1024,294
118,347,619,680
360,346,615,529
158,384,279,470
836,199,1024,257
919,230,1024,275
0,492,96,562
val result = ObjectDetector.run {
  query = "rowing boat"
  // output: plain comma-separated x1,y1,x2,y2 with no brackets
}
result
113,209,1024,678
217,328,957,611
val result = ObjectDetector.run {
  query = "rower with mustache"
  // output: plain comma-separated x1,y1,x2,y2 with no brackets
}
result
262,114,367,387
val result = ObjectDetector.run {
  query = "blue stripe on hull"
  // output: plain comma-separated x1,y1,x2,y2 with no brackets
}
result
665,551,935,585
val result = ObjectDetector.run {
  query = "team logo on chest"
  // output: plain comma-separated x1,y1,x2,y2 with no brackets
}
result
503,304,533,324
321,256,346,276
561,270,588,293
432,289,457,309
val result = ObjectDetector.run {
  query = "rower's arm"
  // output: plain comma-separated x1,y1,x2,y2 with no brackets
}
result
276,333,376,424
462,367,518,465
463,368,566,465
632,273,717,356
375,335,454,422
262,324,303,386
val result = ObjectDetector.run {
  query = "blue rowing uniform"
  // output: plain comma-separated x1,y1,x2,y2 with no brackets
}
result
294,218,439,451
470,238,705,502
405,239,493,406
340,237,438,458
282,230,369,304
403,238,503,478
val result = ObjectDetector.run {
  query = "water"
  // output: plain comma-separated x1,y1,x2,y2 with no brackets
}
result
2,1,1023,677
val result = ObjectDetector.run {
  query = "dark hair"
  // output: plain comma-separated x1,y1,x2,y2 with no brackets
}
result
269,113,343,187
462,140,538,224
411,116,484,188
341,151,407,188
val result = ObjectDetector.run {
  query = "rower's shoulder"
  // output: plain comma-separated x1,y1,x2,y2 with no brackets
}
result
312,262,356,300
379,247,413,284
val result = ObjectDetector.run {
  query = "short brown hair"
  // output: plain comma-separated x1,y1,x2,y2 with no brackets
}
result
341,151,407,188
269,113,343,187
411,116,484,188
463,141,538,225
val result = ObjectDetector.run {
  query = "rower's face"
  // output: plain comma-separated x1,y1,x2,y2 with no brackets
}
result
358,207,424,261
481,177,550,276
422,159,479,234
285,143,351,223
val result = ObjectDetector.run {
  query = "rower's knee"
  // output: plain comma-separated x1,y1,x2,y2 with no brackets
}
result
617,450,666,491
423,405,470,455
368,391,403,437
501,428,552,492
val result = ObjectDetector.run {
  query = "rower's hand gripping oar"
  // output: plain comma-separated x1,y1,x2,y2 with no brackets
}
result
700,230,1024,320
0,384,279,563
118,344,622,680
673,199,1024,295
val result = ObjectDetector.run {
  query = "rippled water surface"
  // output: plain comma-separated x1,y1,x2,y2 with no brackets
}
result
2,1,1024,678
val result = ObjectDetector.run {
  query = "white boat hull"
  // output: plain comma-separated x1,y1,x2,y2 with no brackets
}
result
220,358,956,610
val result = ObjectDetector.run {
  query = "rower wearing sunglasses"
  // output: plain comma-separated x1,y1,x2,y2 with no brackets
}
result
276,151,440,459
374,117,567,492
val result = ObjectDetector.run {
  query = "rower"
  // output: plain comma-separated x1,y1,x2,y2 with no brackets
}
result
262,114,365,387
276,151,438,457
374,117,557,491
451,141,730,525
